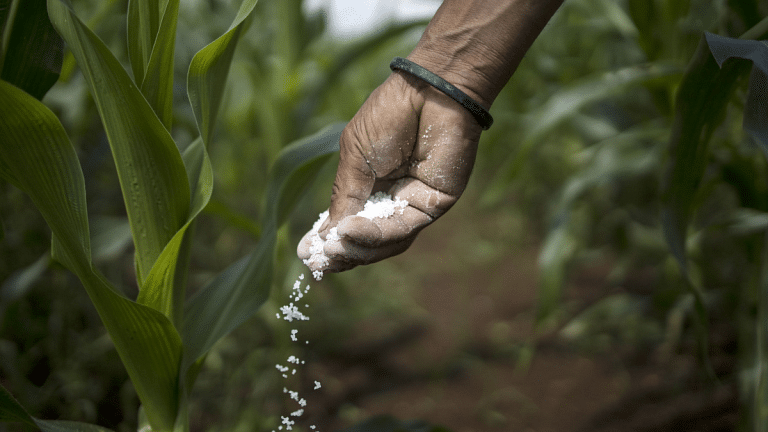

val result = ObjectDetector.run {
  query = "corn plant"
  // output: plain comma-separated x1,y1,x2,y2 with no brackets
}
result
662,27,768,430
0,0,344,430
474,0,768,427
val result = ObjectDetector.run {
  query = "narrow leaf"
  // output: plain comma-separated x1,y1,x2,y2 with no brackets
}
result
0,79,182,432
187,0,258,146
182,124,341,369
127,0,162,84
659,33,756,382
660,36,750,274
0,0,63,99
705,33,768,152
483,62,680,207
140,0,179,128
138,137,213,328
0,252,50,304
91,216,132,262
182,228,275,365
47,0,190,286
264,122,343,229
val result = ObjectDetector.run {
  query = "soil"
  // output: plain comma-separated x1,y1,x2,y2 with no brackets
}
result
299,191,740,432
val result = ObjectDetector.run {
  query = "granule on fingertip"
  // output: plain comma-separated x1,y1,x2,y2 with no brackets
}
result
302,193,408,279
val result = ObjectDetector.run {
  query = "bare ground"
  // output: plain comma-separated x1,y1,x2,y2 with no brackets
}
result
297,191,739,432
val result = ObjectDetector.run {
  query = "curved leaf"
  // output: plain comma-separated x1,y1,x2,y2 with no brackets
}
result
182,228,274,366
705,32,768,153
483,62,680,207
182,123,341,370
138,137,213,327
47,0,190,287
0,0,63,99
0,79,182,432
187,0,258,146
0,252,50,304
140,0,179,128
264,122,343,229
660,36,751,275
127,0,162,85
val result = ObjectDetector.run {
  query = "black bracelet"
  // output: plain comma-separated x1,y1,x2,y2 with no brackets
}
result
389,57,493,130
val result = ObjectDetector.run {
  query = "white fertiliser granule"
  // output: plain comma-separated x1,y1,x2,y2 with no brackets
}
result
274,273,321,432
274,193,408,430
302,192,408,280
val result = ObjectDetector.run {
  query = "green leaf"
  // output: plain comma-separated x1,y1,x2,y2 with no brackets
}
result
1,382,114,431
537,219,578,324
263,122,343,229
91,216,132,262
705,32,768,153
182,124,342,369
704,30,768,430
0,0,63,99
138,137,213,328
182,228,275,366
47,0,191,287
187,0,258,146
0,252,50,304
483,62,680,207
0,79,182,432
658,33,760,382
727,208,768,235
127,0,162,85
660,35,751,276
202,199,262,239
140,0,179,128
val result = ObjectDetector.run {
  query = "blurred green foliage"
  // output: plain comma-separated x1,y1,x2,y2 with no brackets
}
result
2,0,768,430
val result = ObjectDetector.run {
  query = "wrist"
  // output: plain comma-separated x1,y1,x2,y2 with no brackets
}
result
390,57,494,130
405,0,565,109
407,46,498,110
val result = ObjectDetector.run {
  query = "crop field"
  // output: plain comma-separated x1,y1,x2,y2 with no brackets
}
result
1,0,767,431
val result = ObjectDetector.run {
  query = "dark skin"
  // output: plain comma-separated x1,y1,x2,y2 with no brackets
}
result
299,0,565,274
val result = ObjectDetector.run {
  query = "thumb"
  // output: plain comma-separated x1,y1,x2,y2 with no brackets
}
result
319,127,375,238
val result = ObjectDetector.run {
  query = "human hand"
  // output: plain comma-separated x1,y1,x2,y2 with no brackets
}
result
297,69,483,275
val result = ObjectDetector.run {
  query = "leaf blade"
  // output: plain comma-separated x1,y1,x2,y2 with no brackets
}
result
138,137,213,327
127,0,161,85
182,124,341,369
187,0,258,145
47,0,191,286
0,79,182,432
140,0,179,127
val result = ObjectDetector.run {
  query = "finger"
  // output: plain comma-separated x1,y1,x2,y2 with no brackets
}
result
297,229,314,261
321,75,423,238
319,124,376,238
322,235,416,273
334,204,433,248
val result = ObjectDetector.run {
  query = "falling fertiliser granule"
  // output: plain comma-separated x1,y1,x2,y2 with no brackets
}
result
274,273,320,432
303,192,408,280
274,193,408,430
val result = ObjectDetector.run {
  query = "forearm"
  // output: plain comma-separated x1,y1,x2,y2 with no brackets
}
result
407,0,564,108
